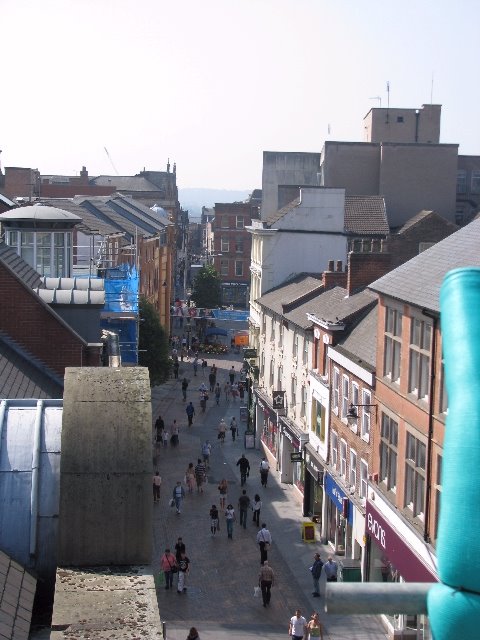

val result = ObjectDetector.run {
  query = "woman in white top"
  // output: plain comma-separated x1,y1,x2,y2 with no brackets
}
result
252,493,262,526
225,504,236,539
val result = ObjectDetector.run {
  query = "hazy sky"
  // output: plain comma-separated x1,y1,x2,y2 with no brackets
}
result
2,0,479,191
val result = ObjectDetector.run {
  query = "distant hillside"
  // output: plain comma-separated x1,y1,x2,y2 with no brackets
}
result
179,187,252,216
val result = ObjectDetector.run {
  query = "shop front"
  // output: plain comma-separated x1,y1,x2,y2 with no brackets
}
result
303,443,325,524
365,499,437,639
278,416,309,491
254,389,279,459
324,472,353,555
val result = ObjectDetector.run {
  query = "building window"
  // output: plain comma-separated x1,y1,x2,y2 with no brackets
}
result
380,413,398,492
341,375,349,419
351,382,359,408
396,116,404,123
383,307,402,383
457,170,467,194
333,368,340,414
434,454,442,542
472,170,480,194
331,431,338,468
360,459,368,499
404,432,426,520
235,260,243,276
349,449,357,489
302,337,308,365
235,236,244,253
278,323,283,348
261,352,265,378
408,318,431,400
439,362,448,413
221,236,229,252
277,365,283,390
269,360,274,387
293,333,298,358
271,317,275,343
291,377,297,409
220,259,229,276
361,389,372,442
221,215,229,228
236,215,245,229
340,439,347,477
301,384,307,417
262,314,266,334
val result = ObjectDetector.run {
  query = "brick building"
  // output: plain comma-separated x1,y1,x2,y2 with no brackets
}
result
212,201,259,307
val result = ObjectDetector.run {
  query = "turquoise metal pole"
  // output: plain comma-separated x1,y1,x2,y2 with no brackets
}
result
428,268,480,639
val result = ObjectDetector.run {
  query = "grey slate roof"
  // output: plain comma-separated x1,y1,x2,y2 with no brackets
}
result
0,335,63,399
92,176,163,193
333,305,378,371
344,196,389,235
264,194,389,236
395,209,458,235
369,217,480,312
305,287,377,324
257,275,323,315
0,242,42,289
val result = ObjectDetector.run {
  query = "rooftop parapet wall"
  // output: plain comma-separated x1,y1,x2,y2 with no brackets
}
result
58,367,152,566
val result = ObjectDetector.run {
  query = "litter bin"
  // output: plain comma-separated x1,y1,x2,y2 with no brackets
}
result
341,566,361,582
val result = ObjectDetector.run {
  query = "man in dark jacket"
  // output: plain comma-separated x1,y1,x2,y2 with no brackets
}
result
236,454,250,486
310,552,324,597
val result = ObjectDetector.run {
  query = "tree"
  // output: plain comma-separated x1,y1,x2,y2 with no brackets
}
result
138,297,171,386
191,265,222,308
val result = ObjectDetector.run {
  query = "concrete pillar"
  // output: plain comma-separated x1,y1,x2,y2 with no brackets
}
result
58,367,152,566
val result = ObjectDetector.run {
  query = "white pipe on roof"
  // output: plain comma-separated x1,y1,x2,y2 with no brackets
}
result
30,400,44,556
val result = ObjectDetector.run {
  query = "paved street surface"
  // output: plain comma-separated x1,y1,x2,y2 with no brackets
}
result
151,344,387,640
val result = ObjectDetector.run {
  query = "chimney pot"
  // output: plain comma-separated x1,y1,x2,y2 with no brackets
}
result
328,260,334,271
336,260,342,272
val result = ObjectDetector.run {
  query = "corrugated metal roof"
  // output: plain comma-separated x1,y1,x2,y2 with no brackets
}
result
0,399,63,580
369,217,480,312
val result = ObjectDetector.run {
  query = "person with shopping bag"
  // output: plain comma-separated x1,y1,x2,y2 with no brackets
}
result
160,547,177,590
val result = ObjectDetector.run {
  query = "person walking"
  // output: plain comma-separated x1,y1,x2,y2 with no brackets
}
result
177,551,190,593
229,366,235,385
200,390,208,413
172,481,185,514
225,503,236,539
208,370,216,393
256,523,272,564
209,504,220,536
289,609,307,640
230,417,237,441
305,612,324,639
252,494,262,526
186,401,195,427
171,421,180,447
175,537,185,563
162,429,169,448
155,415,165,443
217,419,227,444
218,478,228,510
231,382,238,402
173,358,179,379
193,356,199,376
181,377,189,401
238,382,245,401
195,458,207,493
310,553,324,597
238,489,251,529
153,471,162,503
258,561,274,607
224,381,231,402
186,627,200,640
214,383,221,405
185,462,196,493
201,440,212,469
260,457,270,487
236,453,250,486
160,547,177,590
201,359,208,376
324,556,338,582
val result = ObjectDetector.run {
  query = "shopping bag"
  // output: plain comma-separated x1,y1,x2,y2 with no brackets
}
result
169,498,175,507
254,586,261,598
